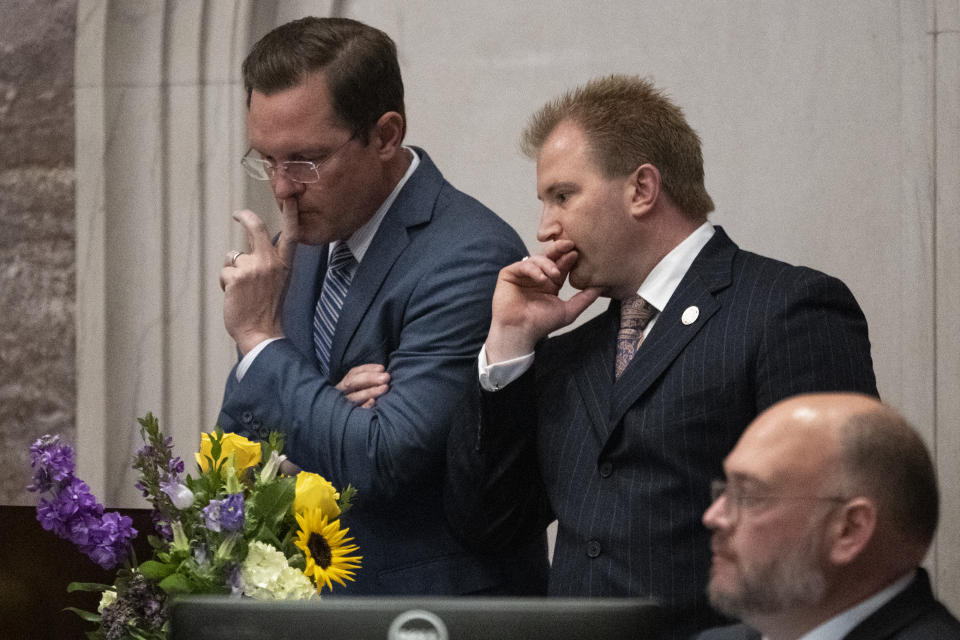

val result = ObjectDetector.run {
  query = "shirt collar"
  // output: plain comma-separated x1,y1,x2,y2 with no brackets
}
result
635,220,715,311
771,570,916,640
330,146,420,263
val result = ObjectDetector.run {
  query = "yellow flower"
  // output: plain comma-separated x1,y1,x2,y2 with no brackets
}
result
294,472,341,519
195,432,262,473
294,508,361,592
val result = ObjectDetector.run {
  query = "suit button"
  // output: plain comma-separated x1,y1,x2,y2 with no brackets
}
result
599,461,613,477
586,540,602,558
241,411,253,424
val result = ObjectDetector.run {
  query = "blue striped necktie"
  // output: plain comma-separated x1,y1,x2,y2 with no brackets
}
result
313,243,357,377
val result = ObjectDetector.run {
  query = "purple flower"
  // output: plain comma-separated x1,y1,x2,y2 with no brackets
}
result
227,565,244,596
81,512,137,570
132,415,188,541
202,499,222,532
99,511,137,540
27,435,75,493
160,478,194,510
60,478,103,516
28,436,137,571
219,494,245,532
36,498,68,536
35,477,103,539
151,510,173,541
168,456,185,475
67,512,103,547
202,493,245,533
101,598,133,640
101,572,166,639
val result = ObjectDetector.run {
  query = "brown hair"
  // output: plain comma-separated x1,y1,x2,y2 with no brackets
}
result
839,407,939,548
522,74,714,220
242,17,405,142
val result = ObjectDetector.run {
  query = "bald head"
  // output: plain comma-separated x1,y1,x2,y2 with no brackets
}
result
743,393,938,555
706,394,938,632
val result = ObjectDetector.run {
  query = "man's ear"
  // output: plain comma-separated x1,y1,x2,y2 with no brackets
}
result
627,163,661,218
372,111,405,159
828,497,877,565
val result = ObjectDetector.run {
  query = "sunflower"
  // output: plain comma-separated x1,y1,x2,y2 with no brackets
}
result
294,507,362,592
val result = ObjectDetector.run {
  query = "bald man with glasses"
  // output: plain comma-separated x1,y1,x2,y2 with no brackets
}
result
698,393,960,640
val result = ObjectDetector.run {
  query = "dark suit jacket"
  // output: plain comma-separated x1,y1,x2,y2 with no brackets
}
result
445,227,877,638
696,569,960,639
218,149,543,595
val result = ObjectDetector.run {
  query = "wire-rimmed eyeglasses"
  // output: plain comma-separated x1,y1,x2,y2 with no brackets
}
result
709,479,849,526
240,134,356,184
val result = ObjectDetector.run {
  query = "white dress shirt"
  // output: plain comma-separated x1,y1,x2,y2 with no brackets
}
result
479,220,716,391
782,570,915,640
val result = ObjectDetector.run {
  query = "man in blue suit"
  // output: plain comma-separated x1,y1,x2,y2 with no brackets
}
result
444,75,878,637
698,393,960,640
217,17,537,595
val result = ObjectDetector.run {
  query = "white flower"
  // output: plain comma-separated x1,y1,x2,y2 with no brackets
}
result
240,541,319,601
98,589,117,613
170,520,190,553
259,450,288,483
164,482,195,510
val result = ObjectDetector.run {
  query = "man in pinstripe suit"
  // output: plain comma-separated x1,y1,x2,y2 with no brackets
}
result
444,75,878,639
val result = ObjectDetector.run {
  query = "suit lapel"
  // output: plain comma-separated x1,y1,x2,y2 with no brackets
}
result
608,227,737,431
567,304,618,443
282,243,326,360
328,148,442,379
842,570,937,640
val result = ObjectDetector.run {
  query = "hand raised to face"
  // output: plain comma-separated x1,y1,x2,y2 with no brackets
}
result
484,238,602,364
220,198,300,354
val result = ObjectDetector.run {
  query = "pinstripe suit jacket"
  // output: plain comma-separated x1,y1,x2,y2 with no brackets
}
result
445,227,877,638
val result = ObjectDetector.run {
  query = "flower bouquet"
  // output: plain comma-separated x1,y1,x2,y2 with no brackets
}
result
27,413,361,639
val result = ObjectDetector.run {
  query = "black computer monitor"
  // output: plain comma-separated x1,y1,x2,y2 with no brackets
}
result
170,595,664,640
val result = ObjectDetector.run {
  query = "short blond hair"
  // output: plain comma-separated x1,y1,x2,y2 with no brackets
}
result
522,74,714,220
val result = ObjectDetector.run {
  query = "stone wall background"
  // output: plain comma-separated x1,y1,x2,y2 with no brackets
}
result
0,0,77,505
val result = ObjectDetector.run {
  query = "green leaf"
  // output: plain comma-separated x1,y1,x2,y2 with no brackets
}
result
67,582,113,593
338,484,358,515
209,429,223,462
138,559,176,580
137,412,159,436
158,572,194,595
263,431,286,461
254,523,283,548
147,533,167,552
249,476,296,530
128,627,166,640
63,606,102,623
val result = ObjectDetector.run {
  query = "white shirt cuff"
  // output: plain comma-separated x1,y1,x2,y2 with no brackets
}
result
236,337,283,381
478,344,535,391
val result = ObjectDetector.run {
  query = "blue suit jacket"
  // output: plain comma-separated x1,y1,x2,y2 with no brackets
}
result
218,149,540,595
445,227,878,637
696,570,960,639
